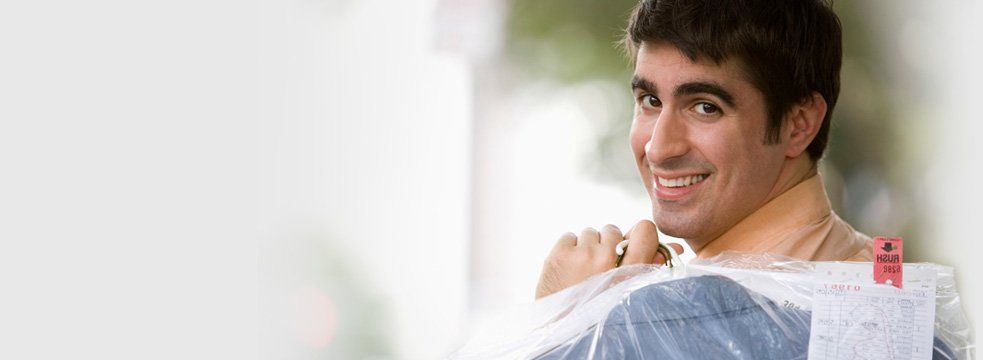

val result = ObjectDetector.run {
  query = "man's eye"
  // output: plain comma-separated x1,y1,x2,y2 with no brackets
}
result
693,102,720,115
639,94,661,109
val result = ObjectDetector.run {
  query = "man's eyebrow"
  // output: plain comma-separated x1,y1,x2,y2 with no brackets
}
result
631,75,657,94
674,81,736,107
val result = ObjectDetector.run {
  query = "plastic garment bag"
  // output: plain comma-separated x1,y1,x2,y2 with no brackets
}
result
450,252,974,359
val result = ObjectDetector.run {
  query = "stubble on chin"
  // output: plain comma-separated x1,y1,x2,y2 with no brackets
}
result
652,205,708,241
653,216,688,239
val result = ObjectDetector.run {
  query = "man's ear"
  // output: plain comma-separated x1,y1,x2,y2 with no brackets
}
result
783,92,827,158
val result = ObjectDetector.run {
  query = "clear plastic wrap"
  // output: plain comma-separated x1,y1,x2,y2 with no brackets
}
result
451,252,974,359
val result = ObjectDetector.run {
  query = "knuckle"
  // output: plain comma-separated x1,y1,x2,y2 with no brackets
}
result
602,224,622,234
579,228,599,243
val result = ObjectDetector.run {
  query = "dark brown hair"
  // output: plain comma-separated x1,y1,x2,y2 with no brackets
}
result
623,0,842,161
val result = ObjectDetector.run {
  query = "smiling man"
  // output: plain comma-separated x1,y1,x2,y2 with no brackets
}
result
536,0,873,299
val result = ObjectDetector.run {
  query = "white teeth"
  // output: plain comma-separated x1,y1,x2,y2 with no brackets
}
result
658,174,707,188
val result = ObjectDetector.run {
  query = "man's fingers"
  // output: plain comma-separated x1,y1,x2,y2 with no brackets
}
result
550,232,577,254
598,224,623,247
591,224,623,268
621,220,660,265
537,222,685,300
668,243,684,255
576,227,599,247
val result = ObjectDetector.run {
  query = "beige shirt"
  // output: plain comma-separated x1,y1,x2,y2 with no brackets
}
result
697,174,873,261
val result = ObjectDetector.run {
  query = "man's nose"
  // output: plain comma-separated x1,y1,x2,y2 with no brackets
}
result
645,111,689,164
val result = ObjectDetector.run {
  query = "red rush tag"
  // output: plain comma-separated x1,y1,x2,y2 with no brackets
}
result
873,236,903,288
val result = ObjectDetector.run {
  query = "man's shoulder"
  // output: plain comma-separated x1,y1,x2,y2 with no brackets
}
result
842,231,873,262
820,211,874,262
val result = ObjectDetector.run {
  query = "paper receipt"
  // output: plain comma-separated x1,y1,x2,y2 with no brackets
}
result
807,262,937,360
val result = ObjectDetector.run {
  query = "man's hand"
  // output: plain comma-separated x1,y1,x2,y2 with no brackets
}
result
535,220,684,299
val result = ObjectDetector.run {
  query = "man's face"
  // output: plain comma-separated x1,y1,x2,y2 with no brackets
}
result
630,42,788,246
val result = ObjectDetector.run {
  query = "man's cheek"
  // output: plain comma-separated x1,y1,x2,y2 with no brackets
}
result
628,136,645,157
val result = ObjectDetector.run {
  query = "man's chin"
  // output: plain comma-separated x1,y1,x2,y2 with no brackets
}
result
653,216,703,240
656,225,690,239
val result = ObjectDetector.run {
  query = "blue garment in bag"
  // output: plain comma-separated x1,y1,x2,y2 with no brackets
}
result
538,275,955,359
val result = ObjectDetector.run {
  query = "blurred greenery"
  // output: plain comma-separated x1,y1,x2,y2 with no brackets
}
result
503,0,924,255
504,0,641,191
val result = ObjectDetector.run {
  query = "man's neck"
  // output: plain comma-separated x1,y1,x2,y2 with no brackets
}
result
689,155,818,254
764,156,818,205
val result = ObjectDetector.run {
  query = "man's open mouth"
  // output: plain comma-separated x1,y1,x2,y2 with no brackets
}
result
657,174,709,188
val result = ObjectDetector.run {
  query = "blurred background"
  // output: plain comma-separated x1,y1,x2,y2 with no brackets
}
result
0,0,979,358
